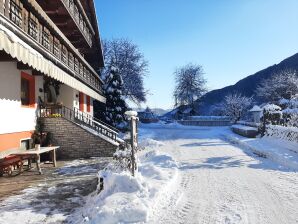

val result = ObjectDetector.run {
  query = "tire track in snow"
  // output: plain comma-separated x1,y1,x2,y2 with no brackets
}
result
145,127,298,224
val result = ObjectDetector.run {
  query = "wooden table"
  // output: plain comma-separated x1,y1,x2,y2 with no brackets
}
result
12,146,60,174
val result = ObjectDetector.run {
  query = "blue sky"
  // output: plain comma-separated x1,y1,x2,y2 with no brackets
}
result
95,0,298,109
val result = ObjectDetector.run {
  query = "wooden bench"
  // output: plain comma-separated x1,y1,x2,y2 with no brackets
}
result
0,155,23,176
0,154,35,177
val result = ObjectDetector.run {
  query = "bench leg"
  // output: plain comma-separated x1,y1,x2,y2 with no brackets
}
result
8,165,13,176
17,161,23,174
35,155,42,175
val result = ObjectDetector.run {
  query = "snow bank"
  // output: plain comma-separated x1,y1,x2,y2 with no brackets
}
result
224,130,298,171
70,149,178,224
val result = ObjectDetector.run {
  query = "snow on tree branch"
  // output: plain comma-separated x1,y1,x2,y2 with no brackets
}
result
256,69,298,103
173,63,207,107
103,39,148,104
221,93,253,123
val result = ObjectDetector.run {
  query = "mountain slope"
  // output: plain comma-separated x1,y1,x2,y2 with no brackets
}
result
198,52,298,114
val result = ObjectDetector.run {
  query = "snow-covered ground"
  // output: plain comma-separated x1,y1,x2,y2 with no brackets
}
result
70,122,298,224
1,123,297,223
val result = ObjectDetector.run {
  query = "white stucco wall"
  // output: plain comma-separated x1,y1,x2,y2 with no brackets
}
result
74,90,93,116
0,62,43,134
57,84,75,109
0,61,96,135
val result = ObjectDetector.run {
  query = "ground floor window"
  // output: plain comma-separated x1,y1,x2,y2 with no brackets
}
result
20,139,31,150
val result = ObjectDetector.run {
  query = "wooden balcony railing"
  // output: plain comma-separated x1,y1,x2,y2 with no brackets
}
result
61,0,93,47
0,0,102,94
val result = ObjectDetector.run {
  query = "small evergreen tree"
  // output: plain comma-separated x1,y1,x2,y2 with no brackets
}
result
104,66,127,128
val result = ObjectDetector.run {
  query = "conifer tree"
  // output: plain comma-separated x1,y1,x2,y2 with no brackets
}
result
104,66,127,128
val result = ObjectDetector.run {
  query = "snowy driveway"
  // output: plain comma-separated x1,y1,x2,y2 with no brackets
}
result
140,125,298,224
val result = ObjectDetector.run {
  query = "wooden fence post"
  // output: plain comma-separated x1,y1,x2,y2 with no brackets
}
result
126,111,139,176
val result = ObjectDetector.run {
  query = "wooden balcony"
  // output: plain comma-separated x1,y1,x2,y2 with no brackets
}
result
36,0,94,48
0,0,103,94
61,0,94,47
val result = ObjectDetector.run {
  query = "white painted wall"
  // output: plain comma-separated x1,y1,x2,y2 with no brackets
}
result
0,62,43,134
57,84,75,109
0,62,96,135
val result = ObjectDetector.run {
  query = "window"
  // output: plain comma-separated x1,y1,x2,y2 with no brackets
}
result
10,0,23,27
53,38,60,58
61,45,68,64
28,13,38,41
21,78,29,105
20,139,30,150
42,27,50,50
21,72,35,107
68,52,74,69
86,95,91,112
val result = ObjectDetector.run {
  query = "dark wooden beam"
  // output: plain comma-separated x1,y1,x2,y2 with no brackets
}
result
32,70,44,76
17,62,31,70
0,51,15,61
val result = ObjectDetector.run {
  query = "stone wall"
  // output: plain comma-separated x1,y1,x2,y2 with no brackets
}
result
42,118,118,159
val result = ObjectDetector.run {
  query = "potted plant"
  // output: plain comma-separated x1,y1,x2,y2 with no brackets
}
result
32,130,41,150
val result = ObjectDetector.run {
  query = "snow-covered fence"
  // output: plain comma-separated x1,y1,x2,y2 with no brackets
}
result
265,125,298,143
179,116,231,126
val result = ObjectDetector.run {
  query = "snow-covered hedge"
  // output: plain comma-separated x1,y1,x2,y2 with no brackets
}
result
70,150,178,223
265,125,298,143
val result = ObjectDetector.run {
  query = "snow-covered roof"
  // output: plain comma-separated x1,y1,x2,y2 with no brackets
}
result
249,105,262,112
262,104,282,111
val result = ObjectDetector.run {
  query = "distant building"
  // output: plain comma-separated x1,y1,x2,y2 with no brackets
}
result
138,107,159,123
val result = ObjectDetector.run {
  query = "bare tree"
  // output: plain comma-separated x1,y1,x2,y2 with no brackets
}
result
256,69,298,103
173,64,207,107
221,93,253,123
103,39,148,104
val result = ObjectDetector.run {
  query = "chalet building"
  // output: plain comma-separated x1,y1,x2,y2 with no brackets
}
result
0,0,119,159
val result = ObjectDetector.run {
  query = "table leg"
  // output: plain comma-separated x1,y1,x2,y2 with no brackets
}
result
52,149,57,167
28,158,32,168
36,155,42,175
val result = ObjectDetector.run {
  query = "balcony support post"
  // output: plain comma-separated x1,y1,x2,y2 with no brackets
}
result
0,0,4,14
4,0,10,17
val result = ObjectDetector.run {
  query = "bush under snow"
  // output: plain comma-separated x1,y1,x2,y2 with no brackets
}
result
70,147,178,224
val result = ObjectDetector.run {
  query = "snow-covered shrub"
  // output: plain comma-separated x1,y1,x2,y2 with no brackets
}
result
279,96,298,127
262,104,282,125
112,142,136,173
220,93,253,123
265,125,298,143
287,114,298,127
256,69,298,103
